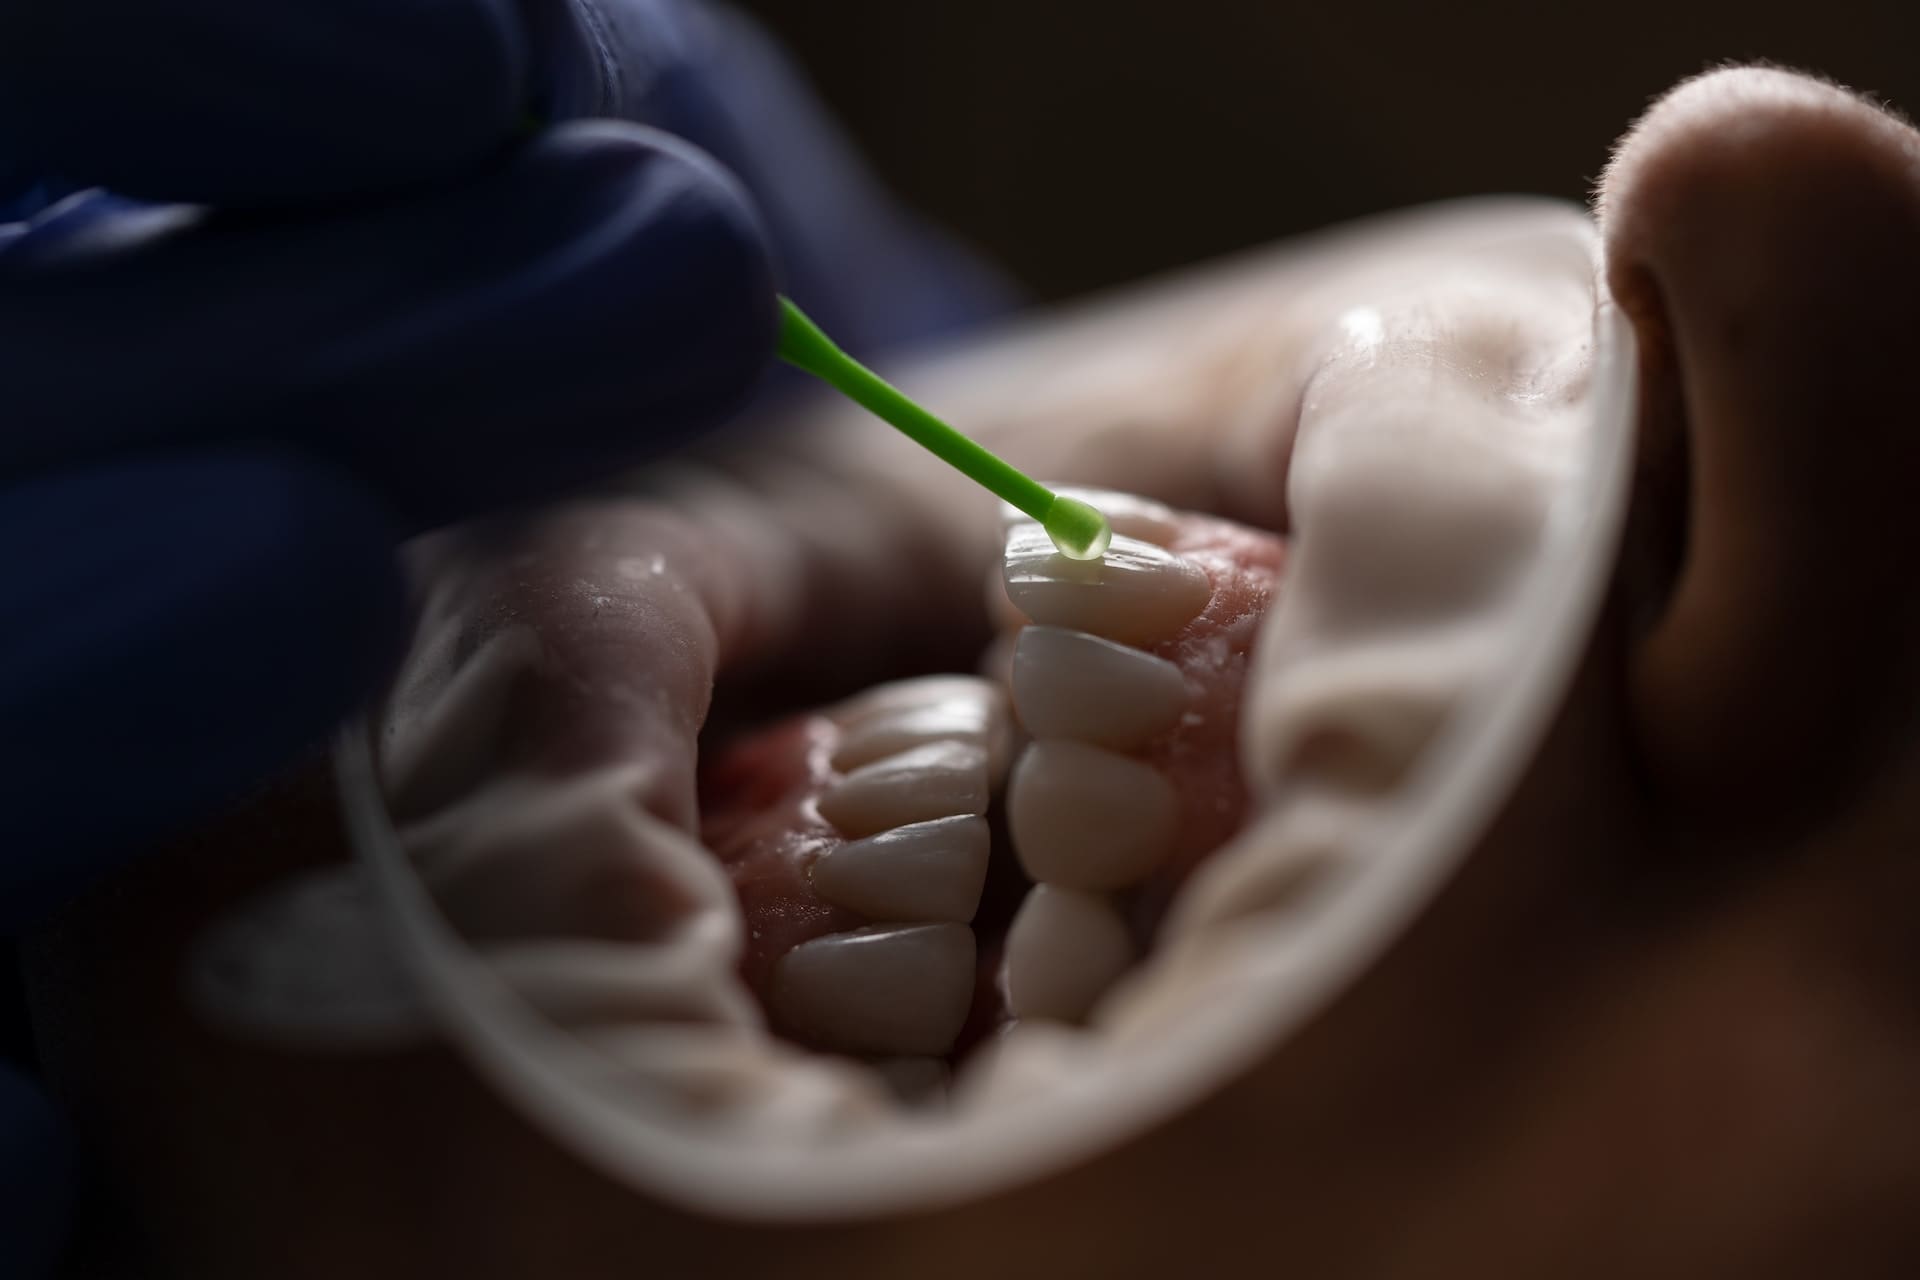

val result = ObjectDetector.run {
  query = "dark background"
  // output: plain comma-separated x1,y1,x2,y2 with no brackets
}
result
740,0,1920,301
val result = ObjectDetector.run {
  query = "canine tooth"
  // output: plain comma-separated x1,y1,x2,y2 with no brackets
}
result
1007,740,1177,890
770,923,975,1057
818,741,990,838
810,815,990,923
1011,625,1188,749
1001,885,1134,1023
1002,527,1210,646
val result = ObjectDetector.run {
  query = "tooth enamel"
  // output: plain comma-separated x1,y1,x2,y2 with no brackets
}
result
817,741,990,839
1011,625,1189,749
1001,488,1184,546
1002,526,1211,646
1007,740,1178,890
809,815,990,923
769,923,976,1057
832,686,1012,782
1001,885,1134,1023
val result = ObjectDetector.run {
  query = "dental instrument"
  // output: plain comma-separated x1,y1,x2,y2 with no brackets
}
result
775,297,1112,561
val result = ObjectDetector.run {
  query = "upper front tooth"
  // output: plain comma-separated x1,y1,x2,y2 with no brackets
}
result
832,681,1011,781
1003,526,1210,646
1001,489,1184,547
1007,740,1177,890
1011,625,1189,749
810,815,990,923
817,741,990,838
1001,884,1135,1023
769,923,976,1057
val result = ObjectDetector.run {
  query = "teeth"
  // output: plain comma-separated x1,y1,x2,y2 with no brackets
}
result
1001,885,1134,1023
1011,625,1189,749
831,680,1012,781
817,741,990,839
1007,740,1177,890
1000,488,1184,547
809,815,990,923
1002,526,1211,646
769,923,976,1057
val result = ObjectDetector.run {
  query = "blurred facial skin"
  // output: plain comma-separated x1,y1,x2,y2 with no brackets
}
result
24,65,1920,1278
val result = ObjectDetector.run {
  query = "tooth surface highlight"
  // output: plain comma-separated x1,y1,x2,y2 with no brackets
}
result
1001,885,1134,1023
809,815,990,924
1002,526,1210,646
817,741,990,838
1007,740,1178,890
1011,625,1189,749
831,681,1007,775
769,923,976,1057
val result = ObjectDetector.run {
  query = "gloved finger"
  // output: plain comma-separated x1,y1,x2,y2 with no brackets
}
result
0,450,405,925
532,0,1018,355
0,0,527,206
0,121,777,532
0,1058,75,1278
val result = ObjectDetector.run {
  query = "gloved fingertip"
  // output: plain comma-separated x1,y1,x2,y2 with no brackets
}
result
315,120,781,523
0,450,407,916
0,0,528,205
0,1064,75,1279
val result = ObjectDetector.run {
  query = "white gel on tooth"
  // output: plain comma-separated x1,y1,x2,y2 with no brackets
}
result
1002,526,1211,647
1007,740,1177,890
1001,885,1134,1023
1011,625,1189,749
817,741,990,838
770,923,976,1057
1000,487,1184,546
810,815,990,924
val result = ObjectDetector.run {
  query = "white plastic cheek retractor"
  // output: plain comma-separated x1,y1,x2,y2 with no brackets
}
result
216,220,1637,1224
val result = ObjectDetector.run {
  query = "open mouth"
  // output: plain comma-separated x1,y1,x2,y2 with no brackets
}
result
697,492,1286,1077
189,208,1635,1224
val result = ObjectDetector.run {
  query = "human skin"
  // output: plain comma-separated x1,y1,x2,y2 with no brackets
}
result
24,66,1920,1277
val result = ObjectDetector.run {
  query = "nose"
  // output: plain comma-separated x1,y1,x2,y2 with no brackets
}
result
1598,65,1920,832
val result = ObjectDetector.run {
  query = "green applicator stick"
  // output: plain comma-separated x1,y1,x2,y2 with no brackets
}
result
775,296,1112,561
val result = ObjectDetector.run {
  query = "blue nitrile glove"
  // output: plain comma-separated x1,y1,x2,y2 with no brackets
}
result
0,2,1013,1273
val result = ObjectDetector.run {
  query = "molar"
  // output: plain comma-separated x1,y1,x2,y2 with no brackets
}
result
817,741,991,838
1001,884,1135,1023
1002,526,1211,646
769,923,976,1057
1006,739,1178,890
809,815,991,924
1011,625,1189,749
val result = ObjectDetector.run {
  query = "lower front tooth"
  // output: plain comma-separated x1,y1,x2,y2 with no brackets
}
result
1001,885,1134,1023
817,742,990,838
769,923,976,1057
1007,740,1177,890
1011,625,1189,749
809,815,990,923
